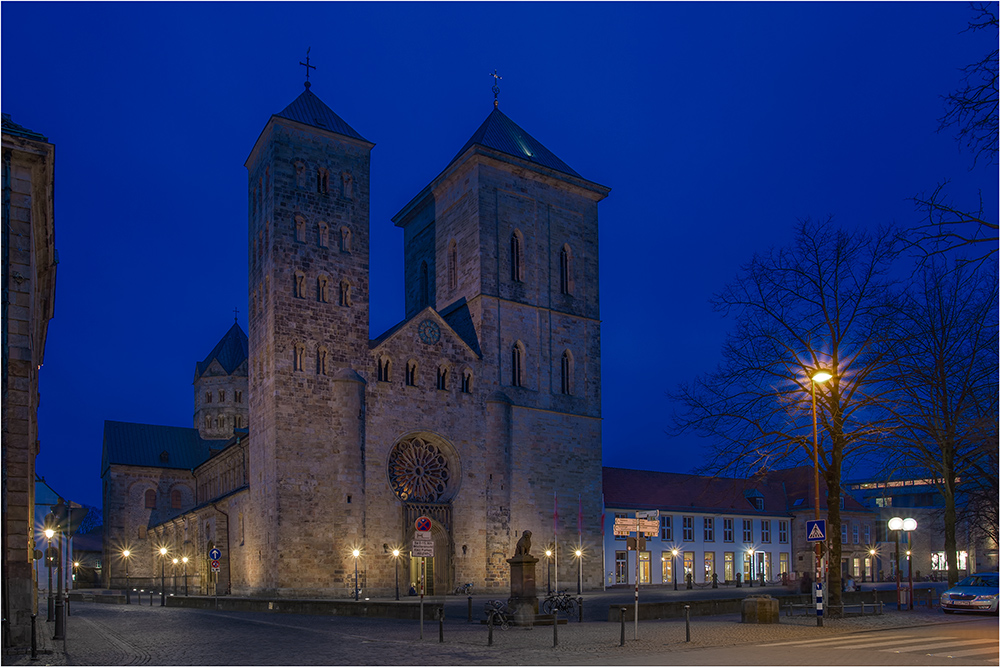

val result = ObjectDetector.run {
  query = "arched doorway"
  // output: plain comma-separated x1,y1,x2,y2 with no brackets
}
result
406,521,450,595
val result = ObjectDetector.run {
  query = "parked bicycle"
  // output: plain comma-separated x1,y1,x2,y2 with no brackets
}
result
541,591,577,615
454,582,474,596
484,599,512,630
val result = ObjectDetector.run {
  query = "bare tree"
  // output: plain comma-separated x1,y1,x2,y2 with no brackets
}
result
670,218,900,608
880,261,998,585
908,182,997,270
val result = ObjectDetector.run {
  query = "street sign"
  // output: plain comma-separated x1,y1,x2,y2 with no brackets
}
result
613,518,658,535
210,559,221,572
412,535,434,557
209,548,222,560
806,520,827,542
415,516,432,533
636,510,659,520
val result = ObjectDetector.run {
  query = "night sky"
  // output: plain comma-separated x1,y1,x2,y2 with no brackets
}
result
2,2,996,509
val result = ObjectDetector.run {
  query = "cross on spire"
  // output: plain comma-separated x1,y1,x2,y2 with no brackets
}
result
300,48,316,89
233,306,240,322
490,69,502,108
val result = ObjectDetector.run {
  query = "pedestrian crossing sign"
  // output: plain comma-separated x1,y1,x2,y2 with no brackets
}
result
806,519,826,542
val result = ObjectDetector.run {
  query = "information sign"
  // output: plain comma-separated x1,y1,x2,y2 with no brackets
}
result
412,534,434,557
613,518,658,535
636,510,659,520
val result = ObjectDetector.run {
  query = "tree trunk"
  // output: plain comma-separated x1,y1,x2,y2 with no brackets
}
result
825,466,842,609
943,468,959,587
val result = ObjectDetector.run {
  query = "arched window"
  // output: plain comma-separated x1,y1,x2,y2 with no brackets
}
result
318,222,329,248
293,343,305,372
461,369,473,394
317,167,329,194
171,489,182,509
448,240,458,290
340,227,352,253
510,230,523,282
405,360,417,387
512,342,525,387
294,271,306,299
378,357,392,382
437,366,448,390
205,415,211,429
295,216,306,243
560,244,572,295
145,489,157,509
561,349,574,395
317,346,329,375
219,390,225,402
419,261,429,309
339,280,352,307
317,275,329,303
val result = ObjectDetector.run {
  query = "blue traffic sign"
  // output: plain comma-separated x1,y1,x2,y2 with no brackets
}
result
209,548,222,560
806,520,827,542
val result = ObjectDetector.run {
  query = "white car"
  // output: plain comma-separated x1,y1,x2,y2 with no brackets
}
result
940,572,999,614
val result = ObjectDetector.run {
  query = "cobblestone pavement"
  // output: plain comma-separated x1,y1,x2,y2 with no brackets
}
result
7,597,987,666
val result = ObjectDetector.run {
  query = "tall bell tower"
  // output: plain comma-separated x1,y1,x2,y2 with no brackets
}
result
244,74,374,594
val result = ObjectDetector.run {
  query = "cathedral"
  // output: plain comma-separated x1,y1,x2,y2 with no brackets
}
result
102,75,609,598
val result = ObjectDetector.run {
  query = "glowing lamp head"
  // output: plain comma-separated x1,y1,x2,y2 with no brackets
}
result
172,558,178,564
122,550,130,558
902,518,917,532
671,549,678,556
906,550,911,556
44,529,54,539
392,549,400,558
545,550,552,558
182,557,189,564
888,517,904,531
575,549,582,557
74,562,80,567
159,547,168,556
352,549,360,558
869,549,876,556
811,370,833,383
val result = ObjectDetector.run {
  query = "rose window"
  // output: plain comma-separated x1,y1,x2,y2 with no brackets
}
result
388,438,451,502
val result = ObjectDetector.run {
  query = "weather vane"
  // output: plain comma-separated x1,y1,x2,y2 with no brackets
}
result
300,47,316,88
490,69,502,108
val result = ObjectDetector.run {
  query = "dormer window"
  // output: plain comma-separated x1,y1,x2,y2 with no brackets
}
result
159,450,170,463
744,489,764,511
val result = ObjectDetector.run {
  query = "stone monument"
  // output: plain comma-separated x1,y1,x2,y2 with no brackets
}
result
507,530,539,624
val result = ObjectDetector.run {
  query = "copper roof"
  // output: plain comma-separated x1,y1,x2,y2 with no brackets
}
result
275,86,368,142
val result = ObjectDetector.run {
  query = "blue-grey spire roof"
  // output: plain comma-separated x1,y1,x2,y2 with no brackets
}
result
195,322,248,378
2,113,48,141
275,86,368,142
448,107,581,178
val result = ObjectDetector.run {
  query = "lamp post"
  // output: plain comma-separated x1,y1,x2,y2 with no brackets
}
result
545,549,553,595
575,549,583,595
182,557,189,597
671,549,678,591
352,549,360,601
747,548,755,588
123,550,131,604
392,549,400,600
73,561,80,589
159,547,168,606
44,528,55,622
890,517,917,610
867,548,876,584
172,558,179,596
811,368,832,627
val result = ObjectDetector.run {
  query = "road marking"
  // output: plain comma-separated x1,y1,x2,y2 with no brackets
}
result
759,633,912,647
927,644,1000,658
881,638,997,654
829,636,957,650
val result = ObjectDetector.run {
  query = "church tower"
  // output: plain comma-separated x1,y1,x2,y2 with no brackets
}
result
193,321,249,439
244,77,374,594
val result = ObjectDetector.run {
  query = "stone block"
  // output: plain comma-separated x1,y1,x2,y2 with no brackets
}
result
741,595,780,623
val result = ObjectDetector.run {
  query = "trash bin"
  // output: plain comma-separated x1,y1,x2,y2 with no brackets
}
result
898,588,909,606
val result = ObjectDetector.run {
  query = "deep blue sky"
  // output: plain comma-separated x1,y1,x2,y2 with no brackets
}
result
3,2,996,509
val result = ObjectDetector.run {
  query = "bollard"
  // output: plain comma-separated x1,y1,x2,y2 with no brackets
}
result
30,613,37,661
619,607,626,646
686,573,692,590
150,590,154,606
712,573,718,589
736,573,742,588
685,605,691,642
468,596,473,623
488,613,494,646
437,608,444,643
578,597,583,623
553,608,558,647
67,596,71,617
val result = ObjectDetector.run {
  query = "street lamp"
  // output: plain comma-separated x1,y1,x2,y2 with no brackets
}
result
44,527,55,622
122,550,131,604
671,549,678,591
575,549,583,595
352,549,360,601
811,368,833,627
889,517,917,610
545,549,553,595
182,557,189,597
172,558,179,596
866,547,876,583
159,547,168,606
392,549,400,601
73,561,80,589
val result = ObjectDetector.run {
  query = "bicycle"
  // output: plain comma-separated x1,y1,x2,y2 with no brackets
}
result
541,591,577,616
484,599,511,630
454,582,474,596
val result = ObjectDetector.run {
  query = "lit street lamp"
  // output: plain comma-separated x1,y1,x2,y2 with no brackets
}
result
392,549,400,601
575,549,583,595
888,517,917,610
545,549,553,595
866,547,876,583
122,550,131,604
671,549,678,591
159,547,168,606
352,549,360,601
747,548,755,588
182,556,189,597
172,558,179,596
811,368,833,627
44,527,55,622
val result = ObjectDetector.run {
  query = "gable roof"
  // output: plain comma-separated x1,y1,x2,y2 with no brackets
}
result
275,85,368,142
369,306,481,360
195,322,248,378
101,420,229,475
603,467,791,516
446,107,581,178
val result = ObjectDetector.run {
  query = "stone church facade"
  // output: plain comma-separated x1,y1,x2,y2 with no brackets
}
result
102,81,609,598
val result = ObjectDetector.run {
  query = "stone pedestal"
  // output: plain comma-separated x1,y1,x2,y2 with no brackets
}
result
507,555,539,623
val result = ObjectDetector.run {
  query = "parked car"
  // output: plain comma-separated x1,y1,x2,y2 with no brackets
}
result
940,572,999,614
